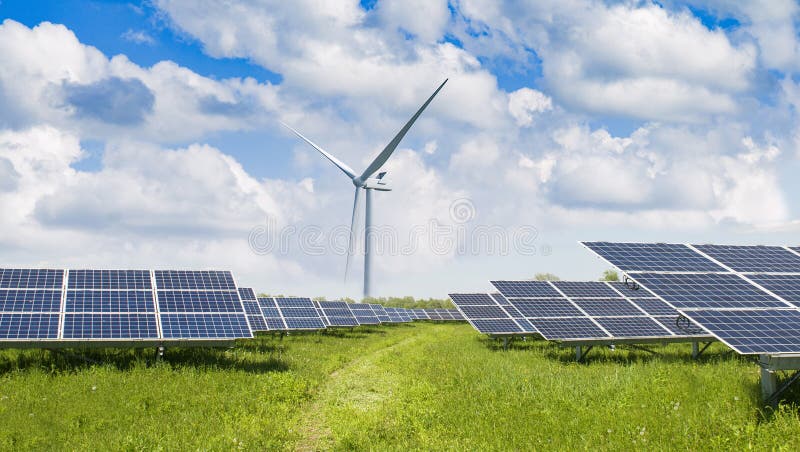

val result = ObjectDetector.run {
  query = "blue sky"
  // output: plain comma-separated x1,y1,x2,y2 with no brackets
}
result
0,1,800,298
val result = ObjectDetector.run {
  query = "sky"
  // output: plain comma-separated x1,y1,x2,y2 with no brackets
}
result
1,0,800,298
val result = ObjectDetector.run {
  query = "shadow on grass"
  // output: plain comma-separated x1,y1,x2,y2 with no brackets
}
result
754,371,800,422
0,343,291,375
537,342,751,366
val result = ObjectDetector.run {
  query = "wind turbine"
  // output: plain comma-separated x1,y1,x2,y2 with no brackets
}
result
282,79,448,300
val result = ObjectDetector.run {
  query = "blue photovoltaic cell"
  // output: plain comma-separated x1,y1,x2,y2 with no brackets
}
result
490,293,510,305
552,281,621,298
284,317,325,330
154,270,236,290
572,299,644,317
529,318,608,340
450,293,496,305
608,281,656,298
510,299,583,318
160,313,252,338
157,291,242,313
678,309,800,354
264,318,286,330
594,317,670,338
631,299,677,316
0,269,63,289
368,304,391,322
247,315,268,331
458,305,509,319
0,313,59,339
241,301,262,315
631,273,786,309
748,274,800,304
275,298,315,308
237,288,257,301
426,310,443,320
261,307,281,318
350,304,380,324
653,316,705,336
385,308,403,322
67,270,151,290
693,244,800,273
65,290,155,313
280,307,319,318
62,314,159,339
582,242,725,272
471,319,522,334
491,281,562,298
0,290,62,312
327,316,358,327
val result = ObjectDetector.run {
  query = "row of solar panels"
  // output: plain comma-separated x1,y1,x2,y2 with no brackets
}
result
451,280,711,344
0,269,463,345
582,242,800,355
238,288,463,332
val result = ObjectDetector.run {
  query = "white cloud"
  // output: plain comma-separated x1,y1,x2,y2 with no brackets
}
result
455,1,756,121
0,19,282,141
121,29,155,45
508,88,552,127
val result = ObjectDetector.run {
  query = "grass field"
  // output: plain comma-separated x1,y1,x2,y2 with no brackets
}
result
0,322,799,450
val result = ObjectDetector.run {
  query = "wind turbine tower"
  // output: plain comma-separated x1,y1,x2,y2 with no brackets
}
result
283,79,447,299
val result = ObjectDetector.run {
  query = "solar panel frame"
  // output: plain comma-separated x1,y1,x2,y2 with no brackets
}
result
676,308,800,355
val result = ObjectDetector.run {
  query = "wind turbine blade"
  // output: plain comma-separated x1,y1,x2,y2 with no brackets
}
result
280,121,357,179
359,79,448,180
344,187,362,281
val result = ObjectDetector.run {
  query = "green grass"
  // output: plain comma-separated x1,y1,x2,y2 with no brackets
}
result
0,323,799,450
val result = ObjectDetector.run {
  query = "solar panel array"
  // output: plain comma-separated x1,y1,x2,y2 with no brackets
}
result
481,280,709,343
583,242,800,354
315,301,359,327
0,269,253,343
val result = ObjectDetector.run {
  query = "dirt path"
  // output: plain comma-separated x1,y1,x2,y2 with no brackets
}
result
293,331,422,451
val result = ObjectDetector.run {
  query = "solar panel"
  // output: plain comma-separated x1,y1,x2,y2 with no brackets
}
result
491,279,711,343
368,304,392,323
157,291,243,313
676,309,800,354
62,313,159,339
247,315,268,331
160,313,252,339
511,299,583,318
384,307,403,323
629,273,787,309
529,317,608,341
451,293,530,334
490,281,561,298
0,269,63,289
315,301,358,327
0,290,62,312
349,303,380,325
257,298,287,330
582,242,725,272
68,270,151,290
572,299,644,317
0,313,60,339
552,281,620,298
237,287,257,301
748,275,800,304
154,270,236,290
630,299,677,316
607,281,656,298
65,290,155,313
274,298,325,330
594,317,670,338
692,244,800,273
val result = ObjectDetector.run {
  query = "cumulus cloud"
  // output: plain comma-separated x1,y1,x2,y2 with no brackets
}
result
455,1,756,121
0,19,281,141
508,88,552,127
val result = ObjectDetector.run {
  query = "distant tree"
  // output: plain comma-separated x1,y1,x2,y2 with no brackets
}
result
534,272,560,281
312,296,327,301
600,270,619,281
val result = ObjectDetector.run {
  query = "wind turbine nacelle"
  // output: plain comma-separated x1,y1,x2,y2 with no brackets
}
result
363,173,392,191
